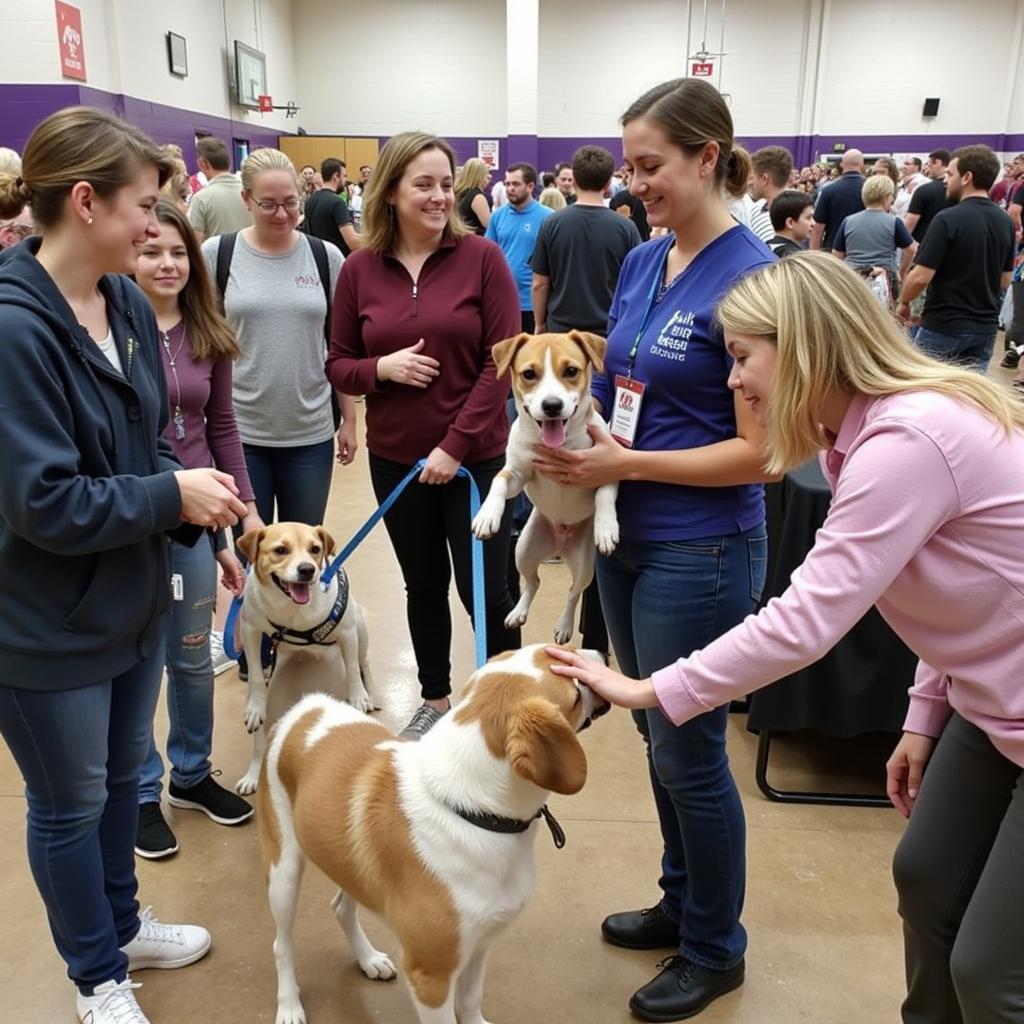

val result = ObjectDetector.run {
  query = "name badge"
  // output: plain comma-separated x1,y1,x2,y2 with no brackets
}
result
171,573,184,601
610,374,646,448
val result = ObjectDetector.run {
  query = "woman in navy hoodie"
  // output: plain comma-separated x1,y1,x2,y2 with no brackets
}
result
0,108,247,1024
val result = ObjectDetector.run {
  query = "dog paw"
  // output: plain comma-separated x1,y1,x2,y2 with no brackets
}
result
349,686,374,714
236,773,259,796
552,621,573,645
594,513,619,556
471,502,503,540
275,999,307,1024
243,700,266,734
504,607,528,631
358,951,397,981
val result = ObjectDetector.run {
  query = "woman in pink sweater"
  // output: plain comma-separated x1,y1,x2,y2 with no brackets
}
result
551,252,1024,1024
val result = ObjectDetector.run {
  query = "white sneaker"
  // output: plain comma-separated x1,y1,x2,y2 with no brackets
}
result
209,629,236,677
120,906,211,971
76,978,150,1023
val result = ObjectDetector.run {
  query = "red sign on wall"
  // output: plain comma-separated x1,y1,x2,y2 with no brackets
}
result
258,94,274,113
691,61,714,78
56,2,87,81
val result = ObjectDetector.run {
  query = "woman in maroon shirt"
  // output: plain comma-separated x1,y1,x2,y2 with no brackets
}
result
133,201,262,857
327,132,521,738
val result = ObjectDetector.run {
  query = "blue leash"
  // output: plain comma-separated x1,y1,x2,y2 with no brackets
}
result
223,458,488,669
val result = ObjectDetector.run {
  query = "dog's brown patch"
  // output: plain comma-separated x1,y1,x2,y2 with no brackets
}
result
277,714,461,1009
454,658,587,795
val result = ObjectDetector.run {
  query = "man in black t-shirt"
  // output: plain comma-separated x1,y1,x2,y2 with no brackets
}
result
905,148,952,244
303,157,362,256
897,145,1015,373
810,149,865,251
609,166,649,240
530,146,641,335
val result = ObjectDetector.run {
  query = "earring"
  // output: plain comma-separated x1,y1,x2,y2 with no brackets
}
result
87,217,93,225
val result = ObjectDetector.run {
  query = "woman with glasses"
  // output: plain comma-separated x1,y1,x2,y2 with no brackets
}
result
200,148,357,537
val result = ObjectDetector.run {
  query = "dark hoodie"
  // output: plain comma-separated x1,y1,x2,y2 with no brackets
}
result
0,238,200,689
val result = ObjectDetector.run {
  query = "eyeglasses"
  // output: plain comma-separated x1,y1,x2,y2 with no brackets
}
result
0,221,34,240
253,198,300,214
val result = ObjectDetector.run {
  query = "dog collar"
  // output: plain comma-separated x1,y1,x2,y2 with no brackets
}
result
268,568,350,647
452,804,566,849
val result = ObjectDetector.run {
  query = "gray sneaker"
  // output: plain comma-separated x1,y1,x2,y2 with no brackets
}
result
399,704,448,740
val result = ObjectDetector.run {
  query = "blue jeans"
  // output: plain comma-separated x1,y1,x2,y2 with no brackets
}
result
139,537,217,802
597,526,767,970
0,651,165,993
242,439,335,526
914,327,996,374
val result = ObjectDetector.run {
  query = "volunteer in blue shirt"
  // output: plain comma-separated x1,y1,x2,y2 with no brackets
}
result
534,78,775,1022
485,162,552,332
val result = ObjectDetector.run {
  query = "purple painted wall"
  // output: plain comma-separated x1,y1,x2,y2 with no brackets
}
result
0,83,285,169
5,84,1023,177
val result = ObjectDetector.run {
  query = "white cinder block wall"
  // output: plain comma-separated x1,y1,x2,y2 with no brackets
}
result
1,0,299,133
2,0,1023,141
290,0,507,137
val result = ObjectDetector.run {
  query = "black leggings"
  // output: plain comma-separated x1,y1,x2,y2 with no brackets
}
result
369,453,520,700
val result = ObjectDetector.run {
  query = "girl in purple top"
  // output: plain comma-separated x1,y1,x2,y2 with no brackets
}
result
535,80,774,1021
133,201,263,858
552,253,1024,1023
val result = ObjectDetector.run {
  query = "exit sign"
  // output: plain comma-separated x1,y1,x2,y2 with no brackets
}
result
691,61,714,77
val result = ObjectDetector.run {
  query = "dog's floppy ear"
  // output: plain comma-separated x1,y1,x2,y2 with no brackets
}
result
491,333,531,379
237,528,265,579
315,526,336,561
568,330,607,374
506,697,587,795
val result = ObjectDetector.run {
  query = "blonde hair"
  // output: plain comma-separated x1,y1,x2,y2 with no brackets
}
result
455,157,490,195
862,174,895,205
717,252,1024,474
538,187,567,211
239,147,299,194
0,106,173,227
0,147,21,177
361,131,469,253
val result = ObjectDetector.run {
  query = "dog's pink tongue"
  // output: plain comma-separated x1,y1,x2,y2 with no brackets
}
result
288,582,311,605
541,419,567,449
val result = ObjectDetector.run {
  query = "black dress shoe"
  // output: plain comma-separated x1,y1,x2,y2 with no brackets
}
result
629,955,744,1022
602,904,679,950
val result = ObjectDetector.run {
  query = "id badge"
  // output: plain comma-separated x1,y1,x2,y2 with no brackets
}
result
171,573,184,602
610,374,646,448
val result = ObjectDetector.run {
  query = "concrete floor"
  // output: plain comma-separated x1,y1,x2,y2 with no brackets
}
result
9,341,1015,1023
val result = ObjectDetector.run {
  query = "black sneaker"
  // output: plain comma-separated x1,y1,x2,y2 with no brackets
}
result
602,903,680,950
167,773,253,825
629,955,745,1022
136,802,179,860
1001,347,1021,369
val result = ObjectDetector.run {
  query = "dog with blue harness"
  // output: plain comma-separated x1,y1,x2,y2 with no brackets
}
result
233,522,376,796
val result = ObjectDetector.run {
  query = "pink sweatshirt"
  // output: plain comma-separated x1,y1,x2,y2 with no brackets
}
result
652,390,1024,768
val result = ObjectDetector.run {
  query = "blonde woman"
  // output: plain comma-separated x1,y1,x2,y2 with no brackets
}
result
200,148,356,531
454,156,491,234
551,252,1024,1024
538,185,567,211
832,174,917,301
326,131,521,740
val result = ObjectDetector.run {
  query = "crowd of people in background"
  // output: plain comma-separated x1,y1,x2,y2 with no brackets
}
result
1,82,1023,1024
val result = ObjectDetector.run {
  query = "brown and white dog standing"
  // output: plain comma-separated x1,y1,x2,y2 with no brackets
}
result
258,644,609,1024
472,331,619,642
234,522,374,795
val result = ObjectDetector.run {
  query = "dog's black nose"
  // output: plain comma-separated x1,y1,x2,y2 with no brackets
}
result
296,563,316,581
541,397,564,418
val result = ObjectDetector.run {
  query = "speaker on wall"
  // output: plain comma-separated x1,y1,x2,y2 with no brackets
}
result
923,98,941,118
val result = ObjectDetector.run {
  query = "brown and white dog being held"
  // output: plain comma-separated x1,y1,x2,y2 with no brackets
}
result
234,522,374,795
472,331,619,643
259,643,609,1024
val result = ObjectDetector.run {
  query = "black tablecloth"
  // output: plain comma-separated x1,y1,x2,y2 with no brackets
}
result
747,458,916,738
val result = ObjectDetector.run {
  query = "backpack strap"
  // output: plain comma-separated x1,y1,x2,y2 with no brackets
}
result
304,233,332,344
215,232,239,313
